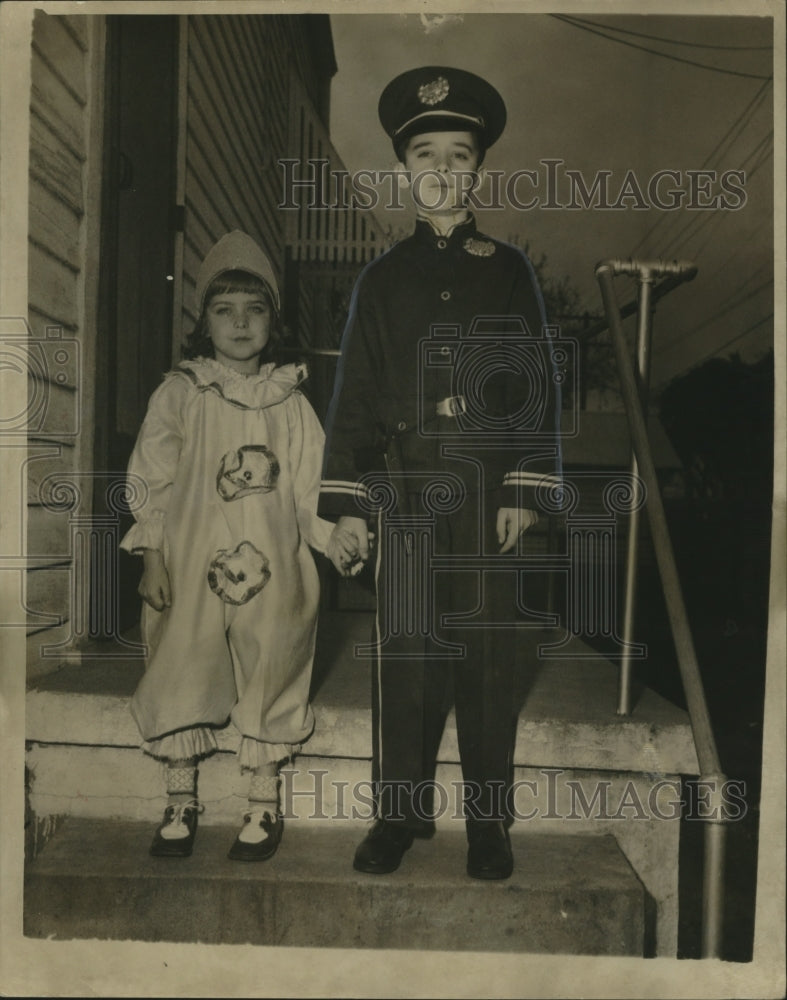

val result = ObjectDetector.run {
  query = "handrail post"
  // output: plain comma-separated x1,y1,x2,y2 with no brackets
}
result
595,259,728,959
618,269,655,715
700,780,729,959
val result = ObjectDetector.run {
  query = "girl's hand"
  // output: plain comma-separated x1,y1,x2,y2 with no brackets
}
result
496,507,539,554
327,517,369,577
139,549,172,611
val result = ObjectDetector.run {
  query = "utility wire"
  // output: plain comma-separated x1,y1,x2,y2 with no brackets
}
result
699,78,772,170
706,312,773,358
634,123,772,260
660,313,773,375
551,14,773,80
710,224,767,279
658,275,773,357
691,141,774,258
560,15,772,51
658,130,772,256
627,77,771,256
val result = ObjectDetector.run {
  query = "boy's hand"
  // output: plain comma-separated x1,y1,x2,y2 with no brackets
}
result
327,517,370,577
139,549,172,611
496,507,539,554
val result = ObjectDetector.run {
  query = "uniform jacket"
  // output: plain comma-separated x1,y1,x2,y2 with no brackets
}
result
319,215,562,521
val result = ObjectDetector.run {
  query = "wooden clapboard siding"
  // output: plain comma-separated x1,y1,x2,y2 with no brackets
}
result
176,12,382,355
31,13,88,105
179,14,292,340
28,182,82,272
27,11,96,656
26,443,78,503
28,242,79,331
188,31,278,242
59,14,89,51
29,59,86,163
28,115,84,216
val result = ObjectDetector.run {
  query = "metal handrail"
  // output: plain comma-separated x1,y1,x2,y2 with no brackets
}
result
595,259,728,960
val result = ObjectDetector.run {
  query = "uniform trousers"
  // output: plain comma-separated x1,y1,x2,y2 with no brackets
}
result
369,485,519,832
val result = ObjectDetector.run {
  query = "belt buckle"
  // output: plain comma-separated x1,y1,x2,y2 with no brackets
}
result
437,395,466,418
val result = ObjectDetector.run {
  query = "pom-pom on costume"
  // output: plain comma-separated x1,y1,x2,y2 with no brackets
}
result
122,358,332,769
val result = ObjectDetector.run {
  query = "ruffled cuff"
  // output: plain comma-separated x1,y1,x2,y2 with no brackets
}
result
141,726,219,762
238,736,300,771
120,510,166,553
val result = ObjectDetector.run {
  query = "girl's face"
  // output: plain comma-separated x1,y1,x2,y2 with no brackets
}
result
206,291,272,374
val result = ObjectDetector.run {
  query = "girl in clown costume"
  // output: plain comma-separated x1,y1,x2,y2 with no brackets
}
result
121,232,354,861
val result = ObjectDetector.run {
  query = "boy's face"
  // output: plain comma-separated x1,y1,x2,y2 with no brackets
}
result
401,130,481,213
207,291,272,372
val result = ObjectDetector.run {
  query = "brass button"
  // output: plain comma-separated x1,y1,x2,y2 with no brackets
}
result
440,346,451,356
437,239,447,249
397,420,407,431
440,290,451,301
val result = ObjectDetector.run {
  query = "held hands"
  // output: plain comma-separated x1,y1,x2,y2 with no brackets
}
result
496,507,539,553
139,548,172,611
327,516,371,578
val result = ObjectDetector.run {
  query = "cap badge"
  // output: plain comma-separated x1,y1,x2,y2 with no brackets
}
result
418,76,450,106
463,237,496,257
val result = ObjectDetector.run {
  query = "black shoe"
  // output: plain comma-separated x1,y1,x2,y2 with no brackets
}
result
227,810,283,862
466,820,513,880
149,799,201,858
353,819,414,874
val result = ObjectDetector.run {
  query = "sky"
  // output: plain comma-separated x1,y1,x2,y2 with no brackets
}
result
328,11,775,390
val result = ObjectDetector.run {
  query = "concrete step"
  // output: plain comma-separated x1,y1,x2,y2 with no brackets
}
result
24,610,694,957
24,818,654,955
27,611,699,774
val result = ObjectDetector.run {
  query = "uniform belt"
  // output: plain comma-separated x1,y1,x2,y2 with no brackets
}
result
435,395,466,417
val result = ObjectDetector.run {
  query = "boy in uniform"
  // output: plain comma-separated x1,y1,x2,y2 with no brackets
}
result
321,66,562,879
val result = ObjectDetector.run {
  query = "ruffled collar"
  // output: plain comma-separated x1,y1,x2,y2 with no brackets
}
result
177,357,308,409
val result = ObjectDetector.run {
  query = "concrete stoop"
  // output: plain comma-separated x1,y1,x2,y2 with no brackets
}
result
25,611,697,957
24,818,654,955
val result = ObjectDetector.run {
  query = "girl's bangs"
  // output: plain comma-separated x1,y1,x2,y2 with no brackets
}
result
206,270,274,305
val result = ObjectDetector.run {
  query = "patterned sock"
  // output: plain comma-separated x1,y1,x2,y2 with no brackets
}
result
165,758,197,807
248,772,279,808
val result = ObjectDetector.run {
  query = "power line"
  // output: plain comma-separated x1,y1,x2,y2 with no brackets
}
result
650,127,772,258
707,312,773,357
699,78,772,170
628,78,772,256
551,14,773,80
710,225,767,280
691,140,774,257
652,312,772,390
659,275,773,356
682,313,774,373
658,130,772,256
562,15,772,51
712,271,773,315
